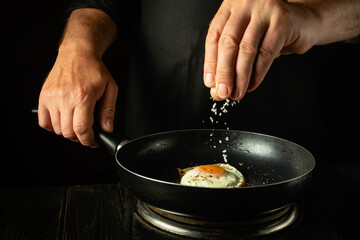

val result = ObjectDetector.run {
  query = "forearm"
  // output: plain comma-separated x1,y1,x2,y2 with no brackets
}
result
59,8,117,59
289,0,360,45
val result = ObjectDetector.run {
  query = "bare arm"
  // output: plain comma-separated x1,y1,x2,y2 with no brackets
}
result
38,8,118,147
204,0,360,101
290,0,360,44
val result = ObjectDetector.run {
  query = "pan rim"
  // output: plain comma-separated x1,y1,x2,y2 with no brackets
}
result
115,129,316,190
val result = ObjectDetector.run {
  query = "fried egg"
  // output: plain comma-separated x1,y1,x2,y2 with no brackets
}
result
178,163,245,188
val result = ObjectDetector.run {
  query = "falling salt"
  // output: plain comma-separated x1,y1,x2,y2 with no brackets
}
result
204,98,241,163
222,154,228,163
211,103,217,115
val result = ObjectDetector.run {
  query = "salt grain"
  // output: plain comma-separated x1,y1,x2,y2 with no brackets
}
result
222,154,228,163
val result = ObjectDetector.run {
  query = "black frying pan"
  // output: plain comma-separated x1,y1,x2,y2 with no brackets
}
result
98,129,315,220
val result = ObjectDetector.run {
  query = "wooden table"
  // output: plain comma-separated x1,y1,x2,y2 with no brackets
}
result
0,184,124,240
1,163,359,240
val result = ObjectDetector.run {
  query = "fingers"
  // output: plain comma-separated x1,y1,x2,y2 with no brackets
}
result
38,58,118,147
247,21,285,92
61,109,77,142
206,12,266,101
97,78,118,133
39,100,97,147
38,105,54,132
204,4,231,89
73,103,98,147
233,17,268,99
204,0,292,101
38,81,118,147
213,13,250,100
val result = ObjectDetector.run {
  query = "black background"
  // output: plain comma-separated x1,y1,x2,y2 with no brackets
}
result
1,0,360,189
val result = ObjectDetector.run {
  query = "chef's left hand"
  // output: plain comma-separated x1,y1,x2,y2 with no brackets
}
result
203,0,320,101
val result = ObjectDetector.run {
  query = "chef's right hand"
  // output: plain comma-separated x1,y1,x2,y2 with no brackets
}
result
38,46,118,147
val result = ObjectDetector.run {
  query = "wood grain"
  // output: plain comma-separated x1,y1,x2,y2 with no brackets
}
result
0,184,124,240
0,187,66,240
61,184,123,240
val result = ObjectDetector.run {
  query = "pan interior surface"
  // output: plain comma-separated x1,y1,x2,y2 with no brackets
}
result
116,129,315,187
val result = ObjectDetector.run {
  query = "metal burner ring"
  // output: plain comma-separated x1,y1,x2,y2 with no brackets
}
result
137,201,300,239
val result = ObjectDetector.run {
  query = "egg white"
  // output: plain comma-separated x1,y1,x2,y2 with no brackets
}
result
179,163,245,188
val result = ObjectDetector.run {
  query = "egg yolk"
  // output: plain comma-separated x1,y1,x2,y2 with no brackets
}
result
195,165,226,177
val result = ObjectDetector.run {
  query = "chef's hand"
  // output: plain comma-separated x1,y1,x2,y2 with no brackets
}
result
38,49,118,147
203,0,320,101
38,8,118,147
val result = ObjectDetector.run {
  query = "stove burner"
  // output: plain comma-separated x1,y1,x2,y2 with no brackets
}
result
137,201,300,239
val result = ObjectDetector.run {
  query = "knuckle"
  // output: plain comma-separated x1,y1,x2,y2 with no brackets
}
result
206,28,221,45
55,88,67,98
204,61,217,70
54,128,62,136
39,90,50,101
219,34,239,50
73,123,90,136
239,41,257,56
79,139,93,147
216,69,232,77
204,63,217,79
262,0,281,10
109,80,119,94
112,80,119,91
270,1,291,25
74,87,91,103
274,2,289,18
216,68,234,81
62,131,76,140
258,46,275,59
39,121,52,132
235,72,248,82
102,105,116,115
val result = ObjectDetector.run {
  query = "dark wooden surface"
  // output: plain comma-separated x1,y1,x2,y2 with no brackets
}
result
0,184,124,240
1,163,359,240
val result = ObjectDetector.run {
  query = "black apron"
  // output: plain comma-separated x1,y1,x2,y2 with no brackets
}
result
124,0,222,138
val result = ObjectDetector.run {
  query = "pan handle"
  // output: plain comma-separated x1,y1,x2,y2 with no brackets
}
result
94,125,128,156
31,109,127,155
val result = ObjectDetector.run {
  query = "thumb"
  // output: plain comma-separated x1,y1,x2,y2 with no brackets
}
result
97,79,118,133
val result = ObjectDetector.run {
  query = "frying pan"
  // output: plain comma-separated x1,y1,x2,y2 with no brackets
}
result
98,129,315,220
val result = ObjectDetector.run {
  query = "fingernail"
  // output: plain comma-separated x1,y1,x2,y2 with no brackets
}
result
105,119,113,132
205,73,215,87
211,86,217,96
217,83,228,99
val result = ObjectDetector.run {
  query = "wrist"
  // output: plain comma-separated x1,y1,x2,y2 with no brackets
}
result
58,40,103,60
58,8,117,59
